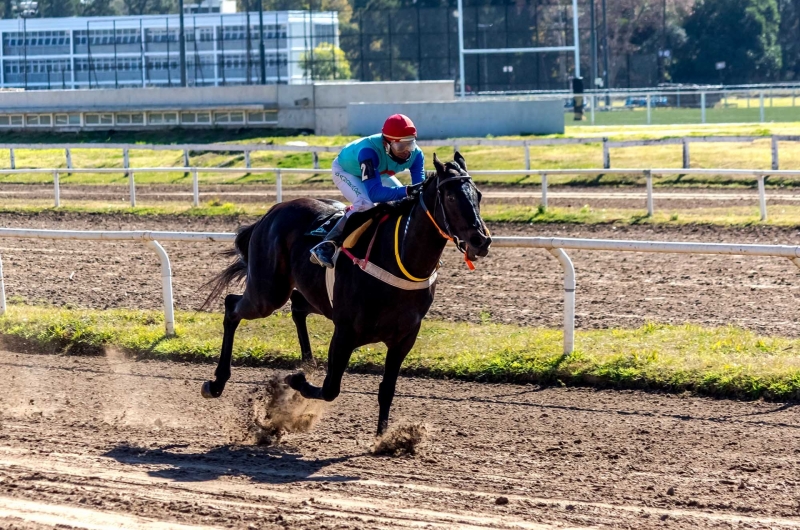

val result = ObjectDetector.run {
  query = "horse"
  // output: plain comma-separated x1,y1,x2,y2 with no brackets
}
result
201,152,492,435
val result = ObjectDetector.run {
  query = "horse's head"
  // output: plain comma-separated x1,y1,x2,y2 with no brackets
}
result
428,152,492,262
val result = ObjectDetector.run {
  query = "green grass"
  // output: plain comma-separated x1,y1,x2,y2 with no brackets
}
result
569,106,800,127
3,122,800,188
3,304,800,400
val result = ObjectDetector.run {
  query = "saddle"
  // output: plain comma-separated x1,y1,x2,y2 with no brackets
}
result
306,201,393,250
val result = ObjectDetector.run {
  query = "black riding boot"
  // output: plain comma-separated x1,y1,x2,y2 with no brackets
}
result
310,215,347,269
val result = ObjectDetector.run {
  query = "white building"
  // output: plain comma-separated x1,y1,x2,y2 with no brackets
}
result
183,0,237,15
0,10,339,90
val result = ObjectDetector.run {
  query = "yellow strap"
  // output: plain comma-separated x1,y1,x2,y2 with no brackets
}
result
394,215,429,282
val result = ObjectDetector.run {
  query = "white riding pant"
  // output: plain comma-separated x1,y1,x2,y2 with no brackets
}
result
331,158,402,217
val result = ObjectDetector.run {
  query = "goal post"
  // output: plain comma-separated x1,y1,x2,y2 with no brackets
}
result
456,0,582,107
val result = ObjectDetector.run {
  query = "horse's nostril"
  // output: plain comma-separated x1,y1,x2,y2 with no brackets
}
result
470,235,486,248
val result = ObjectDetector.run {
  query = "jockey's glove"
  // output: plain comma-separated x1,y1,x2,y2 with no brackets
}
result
406,182,424,198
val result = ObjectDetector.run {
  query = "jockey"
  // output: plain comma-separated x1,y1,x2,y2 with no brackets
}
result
310,113,425,268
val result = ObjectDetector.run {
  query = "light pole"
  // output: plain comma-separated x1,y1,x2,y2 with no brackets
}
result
178,0,187,87
259,0,266,84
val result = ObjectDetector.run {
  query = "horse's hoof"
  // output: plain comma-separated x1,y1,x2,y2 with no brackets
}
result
284,372,306,391
201,381,220,399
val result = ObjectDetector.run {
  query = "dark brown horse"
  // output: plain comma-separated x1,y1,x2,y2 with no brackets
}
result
201,153,491,435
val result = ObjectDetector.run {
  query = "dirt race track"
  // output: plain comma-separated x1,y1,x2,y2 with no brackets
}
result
1,211,800,528
0,211,798,336
2,349,800,529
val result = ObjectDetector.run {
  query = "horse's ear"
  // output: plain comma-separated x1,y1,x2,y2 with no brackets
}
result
433,153,446,175
454,151,467,171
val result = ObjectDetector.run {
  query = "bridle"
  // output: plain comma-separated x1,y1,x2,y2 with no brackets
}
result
418,170,486,270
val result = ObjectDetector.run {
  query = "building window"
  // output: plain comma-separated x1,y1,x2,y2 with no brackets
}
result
149,112,178,125
26,114,52,126
55,114,81,126
247,111,277,124
0,115,23,127
116,113,144,126
85,113,113,126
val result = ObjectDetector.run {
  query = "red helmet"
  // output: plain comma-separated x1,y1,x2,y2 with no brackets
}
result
382,114,417,140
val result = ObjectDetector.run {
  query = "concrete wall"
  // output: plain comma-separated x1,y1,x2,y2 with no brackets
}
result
277,81,455,135
0,85,281,112
348,99,565,138
0,80,456,134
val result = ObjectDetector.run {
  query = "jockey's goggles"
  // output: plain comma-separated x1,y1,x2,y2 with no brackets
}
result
387,137,417,159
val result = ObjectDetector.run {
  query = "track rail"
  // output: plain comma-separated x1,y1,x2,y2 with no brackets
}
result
0,229,798,352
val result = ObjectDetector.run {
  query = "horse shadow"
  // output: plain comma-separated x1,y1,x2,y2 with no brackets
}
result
103,443,359,485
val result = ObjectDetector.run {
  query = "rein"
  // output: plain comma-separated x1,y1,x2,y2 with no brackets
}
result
339,170,484,289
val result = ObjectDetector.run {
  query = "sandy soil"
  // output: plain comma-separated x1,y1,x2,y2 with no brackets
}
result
1,349,799,529
0,211,798,336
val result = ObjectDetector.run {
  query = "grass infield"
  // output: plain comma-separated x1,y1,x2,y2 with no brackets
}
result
2,305,799,400
1,122,800,188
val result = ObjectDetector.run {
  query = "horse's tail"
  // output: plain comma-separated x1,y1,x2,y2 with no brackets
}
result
200,207,271,310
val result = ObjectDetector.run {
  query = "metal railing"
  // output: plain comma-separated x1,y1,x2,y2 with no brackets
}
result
3,134,800,175
0,229,235,335
2,165,798,222
1,228,798,355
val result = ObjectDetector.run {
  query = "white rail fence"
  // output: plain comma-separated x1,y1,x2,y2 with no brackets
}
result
2,165,798,222
2,134,800,173
0,230,235,336
0,229,798,355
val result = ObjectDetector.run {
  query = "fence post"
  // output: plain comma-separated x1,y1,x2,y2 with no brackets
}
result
541,173,548,209
701,92,706,124
590,94,595,125
312,151,320,170
645,169,654,216
65,148,72,174
192,169,200,207
760,91,765,123
0,252,5,316
682,138,690,169
602,137,610,169
276,169,283,203
758,174,767,222
53,171,60,208
245,150,251,169
771,136,779,171
129,171,136,207
147,240,175,337
646,94,651,125
524,144,531,182
547,248,575,355
183,149,190,168
123,148,130,170
9,148,15,170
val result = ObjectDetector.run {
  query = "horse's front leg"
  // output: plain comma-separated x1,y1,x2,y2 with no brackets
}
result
377,324,421,436
286,325,356,401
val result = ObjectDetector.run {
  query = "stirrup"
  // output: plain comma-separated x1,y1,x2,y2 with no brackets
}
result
310,242,337,269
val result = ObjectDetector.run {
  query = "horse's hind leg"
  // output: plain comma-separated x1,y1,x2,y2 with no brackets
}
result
290,290,315,363
201,289,286,399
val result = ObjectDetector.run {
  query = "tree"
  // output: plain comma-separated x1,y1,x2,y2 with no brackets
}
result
300,42,351,80
122,0,175,15
37,0,77,17
671,0,782,84
79,0,117,16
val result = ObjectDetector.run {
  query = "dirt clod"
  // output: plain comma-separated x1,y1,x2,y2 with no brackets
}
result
667,487,675,496
495,496,509,506
372,423,427,456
